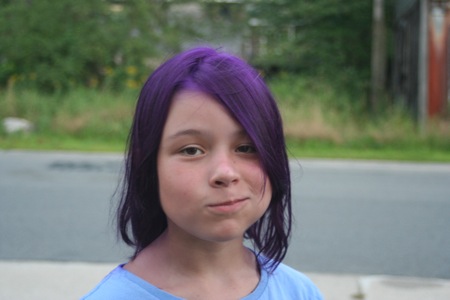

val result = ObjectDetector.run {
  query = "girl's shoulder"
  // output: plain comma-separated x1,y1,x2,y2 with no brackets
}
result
271,262,317,284
267,262,323,299
81,265,182,300
247,257,323,300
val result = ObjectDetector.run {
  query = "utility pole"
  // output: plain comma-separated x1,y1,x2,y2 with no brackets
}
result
370,0,387,114
417,0,428,133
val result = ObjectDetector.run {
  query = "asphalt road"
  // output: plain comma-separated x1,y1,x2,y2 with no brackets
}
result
1,150,449,279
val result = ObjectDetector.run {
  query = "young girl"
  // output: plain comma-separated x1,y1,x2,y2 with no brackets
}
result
83,47,323,299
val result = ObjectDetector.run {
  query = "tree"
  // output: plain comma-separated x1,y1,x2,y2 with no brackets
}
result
248,1,374,83
370,0,387,113
0,0,184,92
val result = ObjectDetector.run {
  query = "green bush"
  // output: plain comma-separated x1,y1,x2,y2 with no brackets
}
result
0,0,183,92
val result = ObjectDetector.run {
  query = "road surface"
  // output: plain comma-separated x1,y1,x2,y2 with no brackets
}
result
1,150,449,279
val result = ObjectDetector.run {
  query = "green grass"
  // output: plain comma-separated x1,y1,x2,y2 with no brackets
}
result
1,76,449,162
270,75,450,162
0,133,126,152
287,139,450,162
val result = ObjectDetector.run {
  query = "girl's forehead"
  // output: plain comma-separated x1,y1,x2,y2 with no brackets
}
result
169,90,230,118
163,90,250,138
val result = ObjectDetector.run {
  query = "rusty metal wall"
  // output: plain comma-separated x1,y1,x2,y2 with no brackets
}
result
393,0,449,119
428,1,449,117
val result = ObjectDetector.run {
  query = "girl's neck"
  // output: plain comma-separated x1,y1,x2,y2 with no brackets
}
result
124,230,261,300
143,230,256,275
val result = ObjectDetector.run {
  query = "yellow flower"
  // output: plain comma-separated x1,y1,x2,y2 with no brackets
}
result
104,67,114,76
126,66,138,76
89,77,99,88
8,74,18,85
126,79,138,89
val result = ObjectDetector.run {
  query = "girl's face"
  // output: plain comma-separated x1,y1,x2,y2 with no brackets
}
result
157,90,271,244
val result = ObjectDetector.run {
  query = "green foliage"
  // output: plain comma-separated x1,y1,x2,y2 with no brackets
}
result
0,0,184,92
249,1,374,90
0,0,388,100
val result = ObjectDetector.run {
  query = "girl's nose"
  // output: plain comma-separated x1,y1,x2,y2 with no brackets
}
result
209,154,240,188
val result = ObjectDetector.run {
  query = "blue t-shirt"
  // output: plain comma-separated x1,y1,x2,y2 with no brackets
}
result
82,259,323,300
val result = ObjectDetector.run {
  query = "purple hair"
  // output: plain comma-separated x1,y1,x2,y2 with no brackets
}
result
117,47,292,271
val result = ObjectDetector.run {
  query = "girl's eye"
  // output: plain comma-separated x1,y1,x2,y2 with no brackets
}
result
236,145,257,154
180,147,204,156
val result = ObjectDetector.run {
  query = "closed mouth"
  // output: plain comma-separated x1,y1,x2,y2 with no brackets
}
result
209,198,248,207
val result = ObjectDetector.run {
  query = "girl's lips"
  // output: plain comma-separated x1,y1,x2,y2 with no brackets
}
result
210,199,246,207
208,198,248,214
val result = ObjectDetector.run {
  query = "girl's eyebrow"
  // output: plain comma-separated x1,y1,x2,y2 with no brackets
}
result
167,128,248,140
167,129,205,140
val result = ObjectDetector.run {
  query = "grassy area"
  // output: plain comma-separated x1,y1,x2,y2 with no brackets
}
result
1,76,449,162
271,75,450,162
1,86,135,152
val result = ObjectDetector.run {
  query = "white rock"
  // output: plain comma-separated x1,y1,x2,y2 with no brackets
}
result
2,117,34,133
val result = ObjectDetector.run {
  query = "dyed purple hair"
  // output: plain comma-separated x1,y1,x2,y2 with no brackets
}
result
117,47,292,271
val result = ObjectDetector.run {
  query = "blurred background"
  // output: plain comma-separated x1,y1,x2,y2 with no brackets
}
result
0,0,449,161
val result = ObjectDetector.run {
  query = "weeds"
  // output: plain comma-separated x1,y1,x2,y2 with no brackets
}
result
270,75,449,151
1,76,449,161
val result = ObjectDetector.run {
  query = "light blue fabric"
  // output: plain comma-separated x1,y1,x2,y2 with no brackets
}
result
82,259,323,300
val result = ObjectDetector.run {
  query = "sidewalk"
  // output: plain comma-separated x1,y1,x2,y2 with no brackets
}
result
1,261,449,300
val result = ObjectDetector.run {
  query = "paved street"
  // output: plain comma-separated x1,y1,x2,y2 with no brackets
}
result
286,159,450,279
1,150,449,279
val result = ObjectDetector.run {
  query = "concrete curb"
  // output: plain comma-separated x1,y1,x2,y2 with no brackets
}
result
0,261,115,300
358,275,450,300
